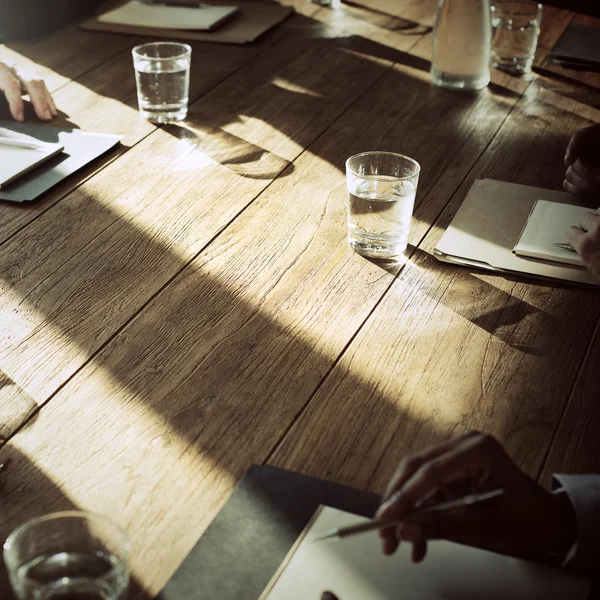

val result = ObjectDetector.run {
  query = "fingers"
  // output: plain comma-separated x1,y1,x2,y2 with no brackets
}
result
565,124,600,167
376,433,498,556
565,165,600,194
382,431,481,503
566,225,586,255
565,215,600,280
378,434,500,523
579,211,600,234
0,62,25,121
321,593,339,600
377,434,476,555
11,65,56,121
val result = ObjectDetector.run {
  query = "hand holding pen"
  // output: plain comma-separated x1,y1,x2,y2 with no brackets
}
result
374,432,577,564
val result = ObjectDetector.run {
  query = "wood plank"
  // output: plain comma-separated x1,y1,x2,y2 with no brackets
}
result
0,15,313,248
269,70,600,498
310,2,420,48
0,32,529,595
345,0,439,26
540,326,600,481
0,29,405,443
0,24,137,93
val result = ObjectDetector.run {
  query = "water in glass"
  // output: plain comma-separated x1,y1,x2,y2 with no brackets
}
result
491,13,540,73
348,176,415,259
135,56,189,123
15,551,126,600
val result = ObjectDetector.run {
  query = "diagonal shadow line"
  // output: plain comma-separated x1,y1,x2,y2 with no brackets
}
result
0,33,462,596
0,12,587,598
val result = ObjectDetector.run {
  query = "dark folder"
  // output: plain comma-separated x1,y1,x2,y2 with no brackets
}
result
0,121,121,203
550,24,600,69
157,465,379,600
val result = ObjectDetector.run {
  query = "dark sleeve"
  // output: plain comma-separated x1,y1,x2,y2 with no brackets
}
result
553,474,600,573
0,0,104,42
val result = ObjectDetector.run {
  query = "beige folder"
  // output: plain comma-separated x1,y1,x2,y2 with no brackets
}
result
81,0,294,45
434,178,600,287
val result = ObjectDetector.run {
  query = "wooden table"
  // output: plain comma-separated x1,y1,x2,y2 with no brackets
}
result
0,1,599,597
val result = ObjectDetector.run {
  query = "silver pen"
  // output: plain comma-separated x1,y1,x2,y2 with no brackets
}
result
0,137,46,151
311,489,504,542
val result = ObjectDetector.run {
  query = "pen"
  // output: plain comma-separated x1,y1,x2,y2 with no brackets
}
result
310,489,505,542
0,137,46,151
553,242,577,253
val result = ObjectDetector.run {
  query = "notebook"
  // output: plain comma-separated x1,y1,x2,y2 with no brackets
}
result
433,179,600,287
550,24,600,68
97,0,239,31
260,505,591,600
82,1,293,45
0,135,63,189
513,200,589,267
0,121,121,203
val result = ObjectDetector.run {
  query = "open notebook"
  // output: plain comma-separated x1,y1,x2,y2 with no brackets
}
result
433,179,599,286
513,200,589,267
260,506,591,600
0,136,63,188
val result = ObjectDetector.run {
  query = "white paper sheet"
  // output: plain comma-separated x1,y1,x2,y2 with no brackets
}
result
260,506,591,600
513,199,589,266
97,1,238,31
0,138,63,188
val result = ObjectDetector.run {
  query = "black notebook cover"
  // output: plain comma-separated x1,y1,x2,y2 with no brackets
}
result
157,465,380,600
550,24,600,66
0,121,121,203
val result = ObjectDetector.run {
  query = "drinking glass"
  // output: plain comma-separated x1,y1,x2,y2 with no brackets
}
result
345,152,420,259
3,511,130,600
491,1,543,74
132,41,192,123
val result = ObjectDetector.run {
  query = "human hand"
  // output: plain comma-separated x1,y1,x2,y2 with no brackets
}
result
566,208,600,280
375,432,576,564
564,124,600,198
0,61,57,122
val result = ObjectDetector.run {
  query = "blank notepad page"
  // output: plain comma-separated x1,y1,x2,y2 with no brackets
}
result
260,506,591,600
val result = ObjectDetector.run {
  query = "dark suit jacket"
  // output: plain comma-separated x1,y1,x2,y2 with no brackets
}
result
0,0,103,41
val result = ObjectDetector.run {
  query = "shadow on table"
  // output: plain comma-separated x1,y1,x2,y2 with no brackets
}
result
0,450,154,600
1,11,500,180
0,8,597,599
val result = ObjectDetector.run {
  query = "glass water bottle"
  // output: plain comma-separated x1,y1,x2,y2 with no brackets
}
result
431,0,492,91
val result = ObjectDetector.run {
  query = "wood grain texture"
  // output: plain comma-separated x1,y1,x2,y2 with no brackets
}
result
0,29,405,443
0,5,597,599
345,0,439,26
0,15,311,251
270,68,600,496
0,24,538,595
540,325,600,480
0,24,136,93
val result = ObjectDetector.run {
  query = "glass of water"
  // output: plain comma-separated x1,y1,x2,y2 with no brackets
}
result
491,1,543,75
345,151,420,259
3,511,130,600
132,41,192,123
